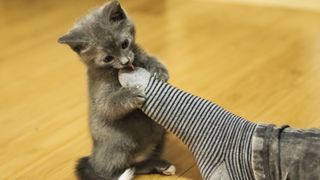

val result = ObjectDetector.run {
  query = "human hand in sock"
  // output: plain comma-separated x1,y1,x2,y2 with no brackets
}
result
118,67,256,180
118,67,151,91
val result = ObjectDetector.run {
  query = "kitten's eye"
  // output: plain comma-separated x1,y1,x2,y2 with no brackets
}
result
104,55,114,63
121,39,129,49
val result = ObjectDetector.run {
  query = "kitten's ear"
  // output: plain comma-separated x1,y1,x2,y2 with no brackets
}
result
103,0,127,22
58,31,88,54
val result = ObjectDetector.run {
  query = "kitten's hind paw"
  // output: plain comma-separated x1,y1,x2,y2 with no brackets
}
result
162,165,176,176
118,168,135,180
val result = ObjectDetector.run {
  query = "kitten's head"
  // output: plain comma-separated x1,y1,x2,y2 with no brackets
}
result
58,0,136,69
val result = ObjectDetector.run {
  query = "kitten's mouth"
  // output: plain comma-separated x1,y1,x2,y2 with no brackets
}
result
128,62,135,70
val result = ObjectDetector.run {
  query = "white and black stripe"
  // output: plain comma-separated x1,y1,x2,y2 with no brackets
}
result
142,77,257,180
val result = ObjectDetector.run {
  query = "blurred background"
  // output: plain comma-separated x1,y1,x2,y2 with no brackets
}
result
1,0,320,179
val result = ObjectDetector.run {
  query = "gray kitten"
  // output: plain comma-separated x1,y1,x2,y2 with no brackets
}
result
58,1,174,179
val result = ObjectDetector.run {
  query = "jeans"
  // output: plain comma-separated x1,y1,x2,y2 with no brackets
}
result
209,124,320,180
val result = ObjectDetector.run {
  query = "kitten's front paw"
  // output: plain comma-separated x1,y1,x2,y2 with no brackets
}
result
149,67,169,82
127,87,146,108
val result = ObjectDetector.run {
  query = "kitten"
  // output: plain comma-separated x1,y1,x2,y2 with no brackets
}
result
58,1,174,179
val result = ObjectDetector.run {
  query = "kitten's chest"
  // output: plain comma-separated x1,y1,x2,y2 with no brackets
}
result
89,79,121,99
88,69,121,97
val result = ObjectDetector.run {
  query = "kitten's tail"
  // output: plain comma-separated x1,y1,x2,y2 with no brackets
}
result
76,156,103,180
76,156,135,180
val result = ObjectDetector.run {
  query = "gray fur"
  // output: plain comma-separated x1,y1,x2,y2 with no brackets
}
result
58,1,171,179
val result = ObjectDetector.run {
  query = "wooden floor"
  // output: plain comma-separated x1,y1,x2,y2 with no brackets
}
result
1,0,320,179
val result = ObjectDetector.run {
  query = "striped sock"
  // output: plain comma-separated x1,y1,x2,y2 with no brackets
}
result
141,77,257,180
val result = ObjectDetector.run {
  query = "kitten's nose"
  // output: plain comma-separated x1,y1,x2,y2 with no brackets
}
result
120,57,129,65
